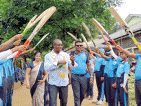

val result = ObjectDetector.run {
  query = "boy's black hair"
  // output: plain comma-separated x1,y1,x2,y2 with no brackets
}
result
75,40,82,45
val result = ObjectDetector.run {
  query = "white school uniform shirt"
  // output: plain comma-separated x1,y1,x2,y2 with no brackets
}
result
90,56,96,71
0,49,13,61
44,50,77,86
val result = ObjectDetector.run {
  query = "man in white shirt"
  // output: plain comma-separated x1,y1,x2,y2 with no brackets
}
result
44,39,77,106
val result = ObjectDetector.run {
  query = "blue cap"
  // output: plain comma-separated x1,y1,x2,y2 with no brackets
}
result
100,48,105,53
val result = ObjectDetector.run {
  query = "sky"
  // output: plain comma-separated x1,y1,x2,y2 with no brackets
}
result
115,0,141,20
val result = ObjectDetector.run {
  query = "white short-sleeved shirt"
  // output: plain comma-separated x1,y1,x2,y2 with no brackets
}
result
44,50,74,86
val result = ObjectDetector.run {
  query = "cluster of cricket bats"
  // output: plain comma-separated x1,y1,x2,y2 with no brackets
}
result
67,6,141,53
15,6,141,59
15,6,56,58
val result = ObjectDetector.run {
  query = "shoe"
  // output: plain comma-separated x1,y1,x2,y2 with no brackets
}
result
96,100,104,105
92,99,98,103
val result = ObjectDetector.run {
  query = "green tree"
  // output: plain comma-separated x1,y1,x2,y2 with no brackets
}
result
0,0,122,54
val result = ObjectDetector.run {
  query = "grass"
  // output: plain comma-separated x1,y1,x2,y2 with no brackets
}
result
128,73,136,106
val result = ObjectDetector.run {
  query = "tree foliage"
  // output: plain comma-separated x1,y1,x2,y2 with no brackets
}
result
0,0,123,54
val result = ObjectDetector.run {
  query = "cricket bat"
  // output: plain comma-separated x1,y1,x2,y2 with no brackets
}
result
81,33,93,55
15,6,56,58
21,7,52,38
82,22,96,47
22,15,38,36
109,6,141,51
92,18,121,52
67,32,78,41
33,33,49,49
16,15,38,43
91,20,111,50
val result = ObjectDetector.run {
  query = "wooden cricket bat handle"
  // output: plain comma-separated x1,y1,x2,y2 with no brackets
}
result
15,40,31,58
106,43,111,50
89,49,94,56
111,40,121,52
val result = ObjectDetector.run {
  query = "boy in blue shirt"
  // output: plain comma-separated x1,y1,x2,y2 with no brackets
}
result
90,49,104,104
114,52,130,106
96,45,122,106
86,54,96,100
94,48,106,105
116,44,141,106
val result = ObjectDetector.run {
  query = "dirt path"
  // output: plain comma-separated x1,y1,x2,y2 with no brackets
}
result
12,79,105,106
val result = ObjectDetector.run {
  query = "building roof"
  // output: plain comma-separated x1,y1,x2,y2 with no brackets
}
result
65,14,141,52
125,14,141,23
94,14,141,45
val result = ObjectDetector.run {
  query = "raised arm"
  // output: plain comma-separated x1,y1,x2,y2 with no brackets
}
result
21,48,35,55
91,50,101,57
0,34,23,52
95,47,108,60
116,45,136,58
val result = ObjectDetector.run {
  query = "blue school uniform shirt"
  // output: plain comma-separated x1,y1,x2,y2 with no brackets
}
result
0,64,3,87
135,54,141,80
0,58,7,87
95,56,104,71
102,59,107,65
71,52,89,75
3,61,9,79
116,61,130,77
7,60,12,77
105,57,122,77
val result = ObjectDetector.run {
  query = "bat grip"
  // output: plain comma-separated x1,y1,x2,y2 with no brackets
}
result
15,40,31,58
131,36,137,44
104,39,111,50
22,28,30,36
89,49,93,55
106,43,111,50
111,40,122,52
131,37,141,51
138,46,141,51
92,40,96,47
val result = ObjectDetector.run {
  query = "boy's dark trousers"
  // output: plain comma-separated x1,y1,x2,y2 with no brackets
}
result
116,73,128,106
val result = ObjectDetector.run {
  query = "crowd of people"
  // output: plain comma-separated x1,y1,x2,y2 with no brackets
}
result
0,34,141,106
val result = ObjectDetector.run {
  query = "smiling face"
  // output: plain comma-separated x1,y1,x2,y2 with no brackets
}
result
53,39,63,53
74,42,83,52
34,52,41,62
